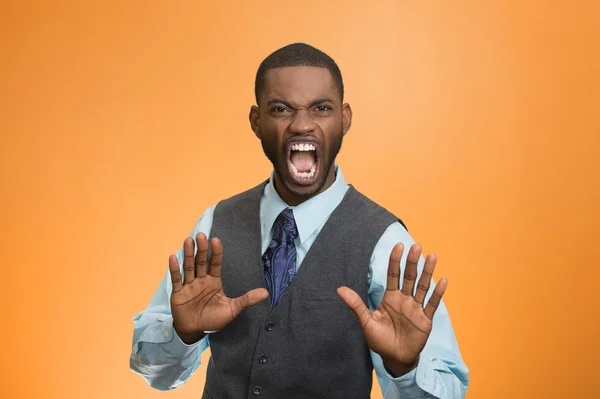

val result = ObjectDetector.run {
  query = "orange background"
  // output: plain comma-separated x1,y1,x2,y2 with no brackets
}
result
1,1,599,398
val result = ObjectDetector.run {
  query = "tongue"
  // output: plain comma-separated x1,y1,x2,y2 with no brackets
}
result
291,151,315,173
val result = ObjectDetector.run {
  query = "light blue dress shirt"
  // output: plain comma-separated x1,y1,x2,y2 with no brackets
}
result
130,165,469,398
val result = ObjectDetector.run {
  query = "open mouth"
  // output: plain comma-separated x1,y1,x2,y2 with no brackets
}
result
287,141,320,185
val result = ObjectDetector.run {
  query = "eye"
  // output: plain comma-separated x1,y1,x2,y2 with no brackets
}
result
271,106,288,113
315,105,332,112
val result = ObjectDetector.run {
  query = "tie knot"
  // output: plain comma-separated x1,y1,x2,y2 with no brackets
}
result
273,208,298,243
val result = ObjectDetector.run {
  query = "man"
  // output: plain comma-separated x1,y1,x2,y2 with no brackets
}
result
130,43,469,398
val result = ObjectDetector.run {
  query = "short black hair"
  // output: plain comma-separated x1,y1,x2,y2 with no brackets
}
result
254,42,344,104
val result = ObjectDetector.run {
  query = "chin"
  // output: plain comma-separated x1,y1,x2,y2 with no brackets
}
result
281,175,326,198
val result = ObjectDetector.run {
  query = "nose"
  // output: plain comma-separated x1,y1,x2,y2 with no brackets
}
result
289,109,316,134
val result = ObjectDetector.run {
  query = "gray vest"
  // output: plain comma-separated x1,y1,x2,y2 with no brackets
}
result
202,181,403,399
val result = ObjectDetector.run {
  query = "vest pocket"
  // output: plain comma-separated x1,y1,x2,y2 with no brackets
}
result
299,287,345,302
294,288,356,340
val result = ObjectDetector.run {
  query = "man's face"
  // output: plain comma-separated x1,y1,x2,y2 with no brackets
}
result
250,66,352,203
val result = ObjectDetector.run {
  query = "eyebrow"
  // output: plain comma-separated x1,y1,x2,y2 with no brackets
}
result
266,98,334,108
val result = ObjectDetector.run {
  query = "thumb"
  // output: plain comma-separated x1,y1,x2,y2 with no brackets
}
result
230,288,269,318
337,286,371,329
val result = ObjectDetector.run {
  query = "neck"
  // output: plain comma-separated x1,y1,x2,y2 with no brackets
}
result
274,166,337,206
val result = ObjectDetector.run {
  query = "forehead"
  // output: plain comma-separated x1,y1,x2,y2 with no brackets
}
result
261,66,338,104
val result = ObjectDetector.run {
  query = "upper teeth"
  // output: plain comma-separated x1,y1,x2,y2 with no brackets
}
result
291,143,316,151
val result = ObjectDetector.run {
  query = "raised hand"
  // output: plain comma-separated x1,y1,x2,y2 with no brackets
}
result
169,233,269,344
337,243,447,376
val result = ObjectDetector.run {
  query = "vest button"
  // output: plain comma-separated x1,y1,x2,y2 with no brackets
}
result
265,322,274,331
252,386,262,396
258,354,268,364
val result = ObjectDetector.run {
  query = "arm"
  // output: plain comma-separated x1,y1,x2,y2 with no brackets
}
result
130,204,269,390
380,303,469,398
129,206,216,390
129,269,210,390
354,222,469,398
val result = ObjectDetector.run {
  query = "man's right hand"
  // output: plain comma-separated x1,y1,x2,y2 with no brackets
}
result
169,233,269,344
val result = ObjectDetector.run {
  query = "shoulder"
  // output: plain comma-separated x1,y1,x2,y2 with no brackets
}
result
214,180,269,210
187,180,267,236
379,221,415,247
370,221,418,267
348,186,408,231
188,204,218,238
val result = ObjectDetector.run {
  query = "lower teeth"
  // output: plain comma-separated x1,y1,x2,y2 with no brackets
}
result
291,164,316,179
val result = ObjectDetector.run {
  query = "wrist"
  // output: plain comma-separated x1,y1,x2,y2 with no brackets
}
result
173,324,205,345
382,355,419,378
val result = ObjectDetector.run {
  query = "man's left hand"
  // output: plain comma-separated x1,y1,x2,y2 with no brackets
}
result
337,243,447,377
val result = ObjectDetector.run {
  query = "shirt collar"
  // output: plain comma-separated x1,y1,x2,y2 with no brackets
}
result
261,164,349,244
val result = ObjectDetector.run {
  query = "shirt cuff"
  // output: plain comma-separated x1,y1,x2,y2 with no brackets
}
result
386,357,435,397
161,317,209,359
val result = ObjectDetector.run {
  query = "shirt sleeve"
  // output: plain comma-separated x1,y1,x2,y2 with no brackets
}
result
129,205,216,391
368,222,470,399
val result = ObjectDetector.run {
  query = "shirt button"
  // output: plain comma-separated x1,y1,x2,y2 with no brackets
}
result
265,322,274,331
252,386,262,396
258,354,268,364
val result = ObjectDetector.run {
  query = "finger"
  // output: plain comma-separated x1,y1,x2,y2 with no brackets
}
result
183,237,196,284
414,253,436,305
386,243,404,291
168,255,183,293
230,288,269,318
336,286,372,329
194,233,209,278
424,278,448,319
401,244,421,296
208,238,223,277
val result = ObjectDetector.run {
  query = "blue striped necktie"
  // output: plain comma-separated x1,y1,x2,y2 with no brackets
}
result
262,208,298,308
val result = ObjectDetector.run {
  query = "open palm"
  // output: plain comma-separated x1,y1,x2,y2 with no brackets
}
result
169,233,269,343
338,243,447,370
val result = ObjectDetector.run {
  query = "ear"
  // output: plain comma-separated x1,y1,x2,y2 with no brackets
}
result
249,105,261,139
341,103,352,136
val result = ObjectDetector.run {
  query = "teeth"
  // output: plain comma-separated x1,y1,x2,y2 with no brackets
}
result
291,143,316,151
290,163,317,179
